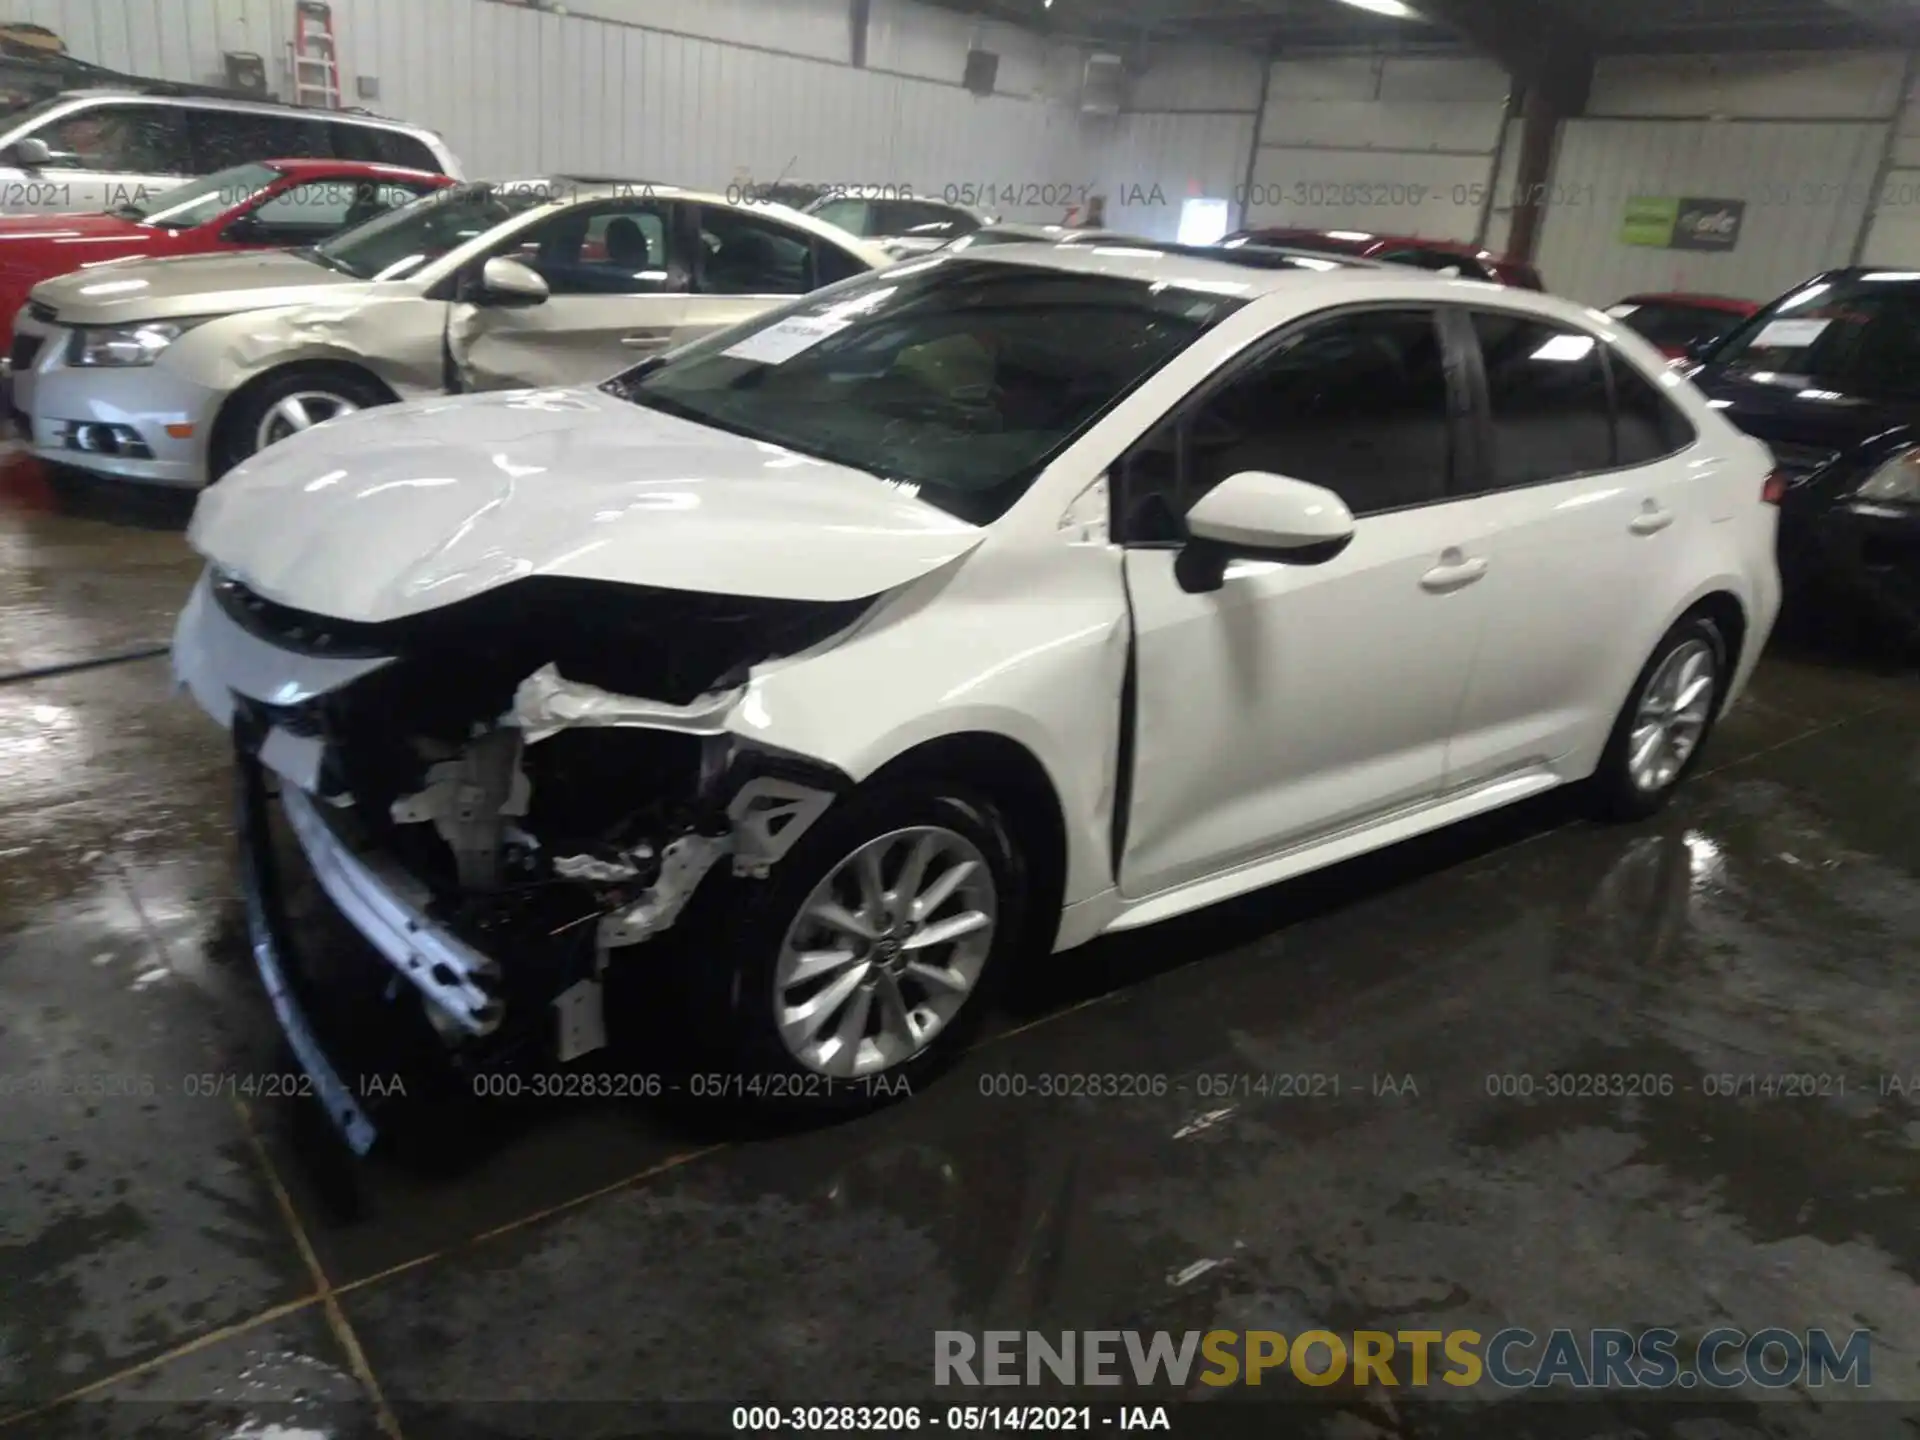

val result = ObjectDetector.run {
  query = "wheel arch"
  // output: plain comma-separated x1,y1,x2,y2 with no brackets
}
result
209,358,400,474
860,730,1070,965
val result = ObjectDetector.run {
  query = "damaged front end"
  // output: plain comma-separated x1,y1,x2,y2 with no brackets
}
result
192,569,867,1151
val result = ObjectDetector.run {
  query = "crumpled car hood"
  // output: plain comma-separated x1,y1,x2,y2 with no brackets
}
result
188,386,986,621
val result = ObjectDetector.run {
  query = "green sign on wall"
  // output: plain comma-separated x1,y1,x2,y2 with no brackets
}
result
1620,196,1681,247
1621,195,1746,251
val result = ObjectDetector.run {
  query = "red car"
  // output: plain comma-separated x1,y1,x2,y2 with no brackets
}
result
1603,293,1759,363
0,158,450,349
1223,227,1545,290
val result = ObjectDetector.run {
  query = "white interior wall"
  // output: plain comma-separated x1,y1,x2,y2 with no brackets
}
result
11,0,1259,228
1243,54,1511,240
1538,52,1906,305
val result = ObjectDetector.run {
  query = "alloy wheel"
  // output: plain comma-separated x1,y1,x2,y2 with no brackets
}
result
255,391,360,452
1626,638,1717,793
773,825,997,1077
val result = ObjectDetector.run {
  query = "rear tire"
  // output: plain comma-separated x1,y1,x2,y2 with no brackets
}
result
1589,613,1727,822
213,366,390,481
680,780,1027,1114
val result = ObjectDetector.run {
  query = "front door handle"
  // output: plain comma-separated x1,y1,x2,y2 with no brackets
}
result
620,330,674,349
1629,503,1675,536
1420,552,1488,593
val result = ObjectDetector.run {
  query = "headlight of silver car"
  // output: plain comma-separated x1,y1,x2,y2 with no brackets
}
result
67,319,203,368
1855,449,1920,504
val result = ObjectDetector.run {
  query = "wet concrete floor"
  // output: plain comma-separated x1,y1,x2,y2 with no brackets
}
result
2,462,1917,1439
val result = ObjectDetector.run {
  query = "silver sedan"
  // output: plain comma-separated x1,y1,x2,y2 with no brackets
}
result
8,178,891,487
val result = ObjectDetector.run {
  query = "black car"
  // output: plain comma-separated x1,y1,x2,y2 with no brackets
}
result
1688,268,1920,637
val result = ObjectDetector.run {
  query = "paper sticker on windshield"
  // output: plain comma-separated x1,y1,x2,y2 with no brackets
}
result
1605,303,1640,318
1752,318,1831,349
723,315,851,365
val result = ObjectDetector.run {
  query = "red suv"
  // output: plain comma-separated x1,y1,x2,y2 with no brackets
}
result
0,158,450,351
1223,227,1545,290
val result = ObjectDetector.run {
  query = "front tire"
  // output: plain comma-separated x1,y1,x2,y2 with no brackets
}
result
1590,613,1727,821
691,781,1027,1112
213,366,391,480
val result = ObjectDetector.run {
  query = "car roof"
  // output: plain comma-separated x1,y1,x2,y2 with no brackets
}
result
42,86,430,130
950,241,1614,321
262,158,445,181
1234,228,1524,264
461,177,896,264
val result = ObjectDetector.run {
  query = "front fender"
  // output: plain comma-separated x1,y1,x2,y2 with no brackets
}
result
166,296,449,402
727,541,1131,910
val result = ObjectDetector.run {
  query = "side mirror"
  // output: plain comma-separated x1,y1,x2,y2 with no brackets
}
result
222,215,264,244
477,255,549,307
1175,470,1356,594
10,136,52,169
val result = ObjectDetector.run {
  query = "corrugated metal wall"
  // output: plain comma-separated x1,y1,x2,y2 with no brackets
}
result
11,0,1261,219
1861,58,1920,266
1538,52,1906,304
1243,55,1511,240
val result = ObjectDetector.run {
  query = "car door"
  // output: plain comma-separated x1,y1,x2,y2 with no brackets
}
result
10,101,194,215
683,203,855,336
449,195,690,390
1116,305,1495,901
1441,307,1705,791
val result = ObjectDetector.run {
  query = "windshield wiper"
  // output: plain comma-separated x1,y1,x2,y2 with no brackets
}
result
294,246,356,276
107,204,146,221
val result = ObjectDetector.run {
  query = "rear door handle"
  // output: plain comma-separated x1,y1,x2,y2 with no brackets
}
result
1420,554,1488,593
1630,504,1675,536
620,330,674,348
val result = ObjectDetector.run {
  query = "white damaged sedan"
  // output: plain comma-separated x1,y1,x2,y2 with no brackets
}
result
174,242,1781,1148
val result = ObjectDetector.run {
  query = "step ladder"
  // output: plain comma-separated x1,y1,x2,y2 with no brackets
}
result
290,0,340,109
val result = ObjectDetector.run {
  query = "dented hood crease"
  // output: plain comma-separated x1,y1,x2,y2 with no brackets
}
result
188,386,987,621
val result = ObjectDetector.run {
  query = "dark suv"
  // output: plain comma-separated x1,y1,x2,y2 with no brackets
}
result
1688,268,1920,635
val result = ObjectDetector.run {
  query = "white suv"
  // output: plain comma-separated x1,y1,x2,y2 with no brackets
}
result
171,243,1781,1148
0,88,459,214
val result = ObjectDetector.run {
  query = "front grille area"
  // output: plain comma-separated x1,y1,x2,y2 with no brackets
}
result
8,333,41,375
213,572,395,658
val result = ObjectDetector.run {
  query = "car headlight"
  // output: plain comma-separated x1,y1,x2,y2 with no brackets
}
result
1855,449,1920,504
67,320,200,368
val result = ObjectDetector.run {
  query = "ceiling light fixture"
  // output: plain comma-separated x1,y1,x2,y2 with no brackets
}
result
1334,0,1418,16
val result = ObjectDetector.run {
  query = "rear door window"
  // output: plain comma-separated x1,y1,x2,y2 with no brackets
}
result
186,108,333,170
695,205,817,295
1609,350,1698,465
330,121,442,173
1466,311,1614,489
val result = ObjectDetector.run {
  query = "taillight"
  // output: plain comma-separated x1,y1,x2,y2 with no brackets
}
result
1762,469,1787,506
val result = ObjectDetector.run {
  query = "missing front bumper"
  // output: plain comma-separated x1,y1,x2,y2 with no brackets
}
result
235,754,381,1155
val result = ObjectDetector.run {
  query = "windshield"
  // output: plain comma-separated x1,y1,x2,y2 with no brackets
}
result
122,162,279,227
603,256,1245,525
1707,274,1920,398
309,181,552,281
